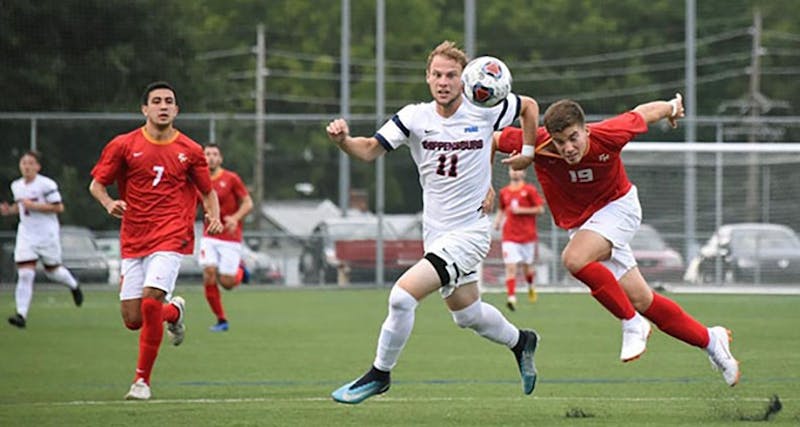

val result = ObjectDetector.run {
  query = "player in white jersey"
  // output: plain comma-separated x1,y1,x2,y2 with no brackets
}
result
326,41,541,404
0,151,82,329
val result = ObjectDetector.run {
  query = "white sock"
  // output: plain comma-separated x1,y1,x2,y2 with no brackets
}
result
45,266,78,289
373,286,418,371
451,299,519,347
15,268,35,318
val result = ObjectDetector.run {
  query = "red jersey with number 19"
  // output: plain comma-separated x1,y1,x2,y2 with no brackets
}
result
203,168,248,242
497,112,648,230
91,127,213,258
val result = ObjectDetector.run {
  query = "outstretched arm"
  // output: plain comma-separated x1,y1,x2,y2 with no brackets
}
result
502,95,539,170
633,93,685,128
326,118,386,162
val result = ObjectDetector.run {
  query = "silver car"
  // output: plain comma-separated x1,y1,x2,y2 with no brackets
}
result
684,223,800,285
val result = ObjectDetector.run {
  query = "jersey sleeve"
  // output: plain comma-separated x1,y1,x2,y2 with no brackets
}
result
587,111,648,150
497,126,551,154
497,127,523,154
91,136,126,185
188,145,213,194
498,188,507,210
375,104,416,152
489,93,522,131
230,173,249,201
528,185,544,207
42,178,62,204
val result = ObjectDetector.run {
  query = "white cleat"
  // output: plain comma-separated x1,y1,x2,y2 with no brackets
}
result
707,326,740,386
620,313,651,362
166,296,186,346
124,378,151,400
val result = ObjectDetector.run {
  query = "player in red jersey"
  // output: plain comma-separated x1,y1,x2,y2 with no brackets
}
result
199,143,253,332
495,94,740,387
89,81,223,400
493,166,544,310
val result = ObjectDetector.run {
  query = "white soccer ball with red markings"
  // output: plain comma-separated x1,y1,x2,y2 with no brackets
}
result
461,56,512,108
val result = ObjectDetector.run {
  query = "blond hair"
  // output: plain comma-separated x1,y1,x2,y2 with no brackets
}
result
426,40,468,71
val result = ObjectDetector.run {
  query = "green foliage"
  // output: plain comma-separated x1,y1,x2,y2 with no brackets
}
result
0,288,798,426
2,0,800,226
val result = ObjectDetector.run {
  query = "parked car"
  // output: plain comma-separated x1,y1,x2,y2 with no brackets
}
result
0,226,109,284
630,224,685,283
684,223,800,284
299,217,416,284
95,236,121,285
53,226,110,283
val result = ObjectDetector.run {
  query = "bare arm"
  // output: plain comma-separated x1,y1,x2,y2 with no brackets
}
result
89,179,127,219
326,118,386,162
502,95,540,170
201,190,223,234
493,207,504,231
20,200,64,214
633,93,685,127
0,201,19,216
223,194,254,232
512,205,544,216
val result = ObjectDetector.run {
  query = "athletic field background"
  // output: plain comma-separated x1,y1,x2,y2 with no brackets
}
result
1,286,797,426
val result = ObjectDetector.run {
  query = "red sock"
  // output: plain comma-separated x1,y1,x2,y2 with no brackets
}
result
573,262,636,320
642,293,710,348
505,278,516,298
162,302,179,323
204,282,226,321
136,297,164,384
234,265,244,286
525,272,534,285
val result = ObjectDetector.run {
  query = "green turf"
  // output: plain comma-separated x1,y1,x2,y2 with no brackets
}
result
0,286,798,426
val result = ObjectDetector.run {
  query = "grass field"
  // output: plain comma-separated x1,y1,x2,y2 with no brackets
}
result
0,285,798,426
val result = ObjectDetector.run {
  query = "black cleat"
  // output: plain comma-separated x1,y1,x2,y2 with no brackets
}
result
71,286,83,307
8,313,26,329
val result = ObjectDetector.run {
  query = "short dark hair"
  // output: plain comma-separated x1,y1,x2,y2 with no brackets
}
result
141,81,177,106
543,100,586,134
203,143,220,150
21,150,41,163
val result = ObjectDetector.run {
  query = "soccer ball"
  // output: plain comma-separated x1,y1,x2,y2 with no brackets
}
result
461,56,512,108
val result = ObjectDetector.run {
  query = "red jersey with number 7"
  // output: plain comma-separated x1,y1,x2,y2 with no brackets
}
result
91,127,213,258
497,112,648,230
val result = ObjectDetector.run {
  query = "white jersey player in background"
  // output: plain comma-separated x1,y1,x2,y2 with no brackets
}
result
0,150,82,329
326,41,541,404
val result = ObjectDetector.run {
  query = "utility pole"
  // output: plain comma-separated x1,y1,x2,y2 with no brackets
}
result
375,0,386,286
684,0,698,260
339,0,351,217
744,8,762,221
254,24,266,230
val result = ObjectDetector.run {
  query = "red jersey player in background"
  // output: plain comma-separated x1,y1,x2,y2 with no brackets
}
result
199,143,253,332
493,166,544,310
89,81,223,400
495,94,740,387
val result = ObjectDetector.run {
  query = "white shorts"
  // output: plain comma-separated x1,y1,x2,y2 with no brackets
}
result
501,241,537,265
14,235,62,266
424,217,491,298
569,185,642,280
198,237,242,276
119,251,183,301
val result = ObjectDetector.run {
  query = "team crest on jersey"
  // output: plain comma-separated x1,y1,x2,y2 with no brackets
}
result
178,153,188,163
598,154,610,162
220,181,227,188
